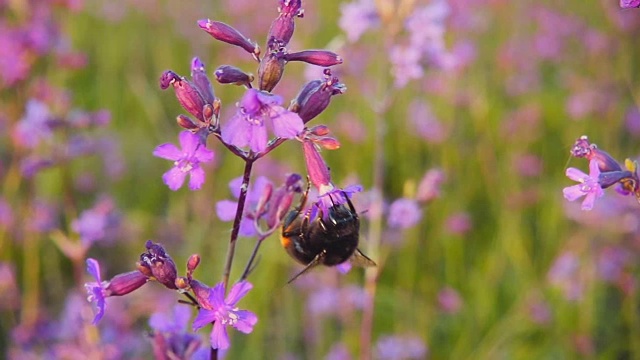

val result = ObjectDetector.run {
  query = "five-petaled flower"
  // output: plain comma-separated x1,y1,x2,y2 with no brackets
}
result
221,89,304,153
192,280,258,350
563,159,604,211
153,131,215,191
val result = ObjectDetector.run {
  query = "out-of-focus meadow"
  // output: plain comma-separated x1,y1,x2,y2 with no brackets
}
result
2,0,640,358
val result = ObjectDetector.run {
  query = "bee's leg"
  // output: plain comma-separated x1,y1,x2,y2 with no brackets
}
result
342,190,358,217
287,250,326,284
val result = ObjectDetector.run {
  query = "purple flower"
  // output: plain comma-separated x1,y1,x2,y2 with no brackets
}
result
221,89,303,153
216,176,272,237
375,334,428,360
387,198,422,230
84,258,107,324
153,131,215,191
562,159,604,210
338,0,379,43
192,281,257,350
71,196,120,247
149,305,203,359
12,99,54,149
621,0,640,8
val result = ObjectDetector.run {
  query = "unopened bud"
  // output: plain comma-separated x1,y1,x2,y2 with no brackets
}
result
177,114,199,130
267,0,303,46
198,19,260,59
105,271,149,296
284,50,343,67
570,136,622,172
175,276,189,290
316,136,340,150
599,170,634,189
190,57,216,104
309,125,330,136
255,183,274,216
214,65,254,87
292,72,345,123
187,254,201,274
258,49,286,92
160,71,207,122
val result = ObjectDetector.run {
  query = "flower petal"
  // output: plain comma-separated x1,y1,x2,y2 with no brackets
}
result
153,143,182,161
221,113,251,148
270,108,304,139
248,123,268,153
581,191,597,211
188,166,206,190
162,167,187,191
226,281,253,306
216,200,239,222
232,309,258,334
195,145,215,163
178,130,199,154
562,184,586,202
565,167,587,182
211,321,230,350
192,309,216,331
86,258,102,282
209,282,226,309
588,158,601,177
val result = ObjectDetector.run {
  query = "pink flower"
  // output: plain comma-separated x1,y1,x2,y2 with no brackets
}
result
562,159,603,211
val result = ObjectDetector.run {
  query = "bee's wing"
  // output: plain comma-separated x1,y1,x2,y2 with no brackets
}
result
350,248,376,268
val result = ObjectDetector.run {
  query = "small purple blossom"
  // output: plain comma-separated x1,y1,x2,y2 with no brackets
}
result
387,198,422,230
153,131,215,191
375,334,428,360
338,0,379,43
562,159,604,211
221,89,303,153
192,281,257,350
621,0,640,8
84,258,107,324
71,196,120,247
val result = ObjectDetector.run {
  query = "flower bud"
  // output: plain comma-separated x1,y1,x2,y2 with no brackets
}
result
189,279,211,308
139,240,178,290
160,71,207,123
284,50,343,67
175,276,189,290
315,136,340,150
570,136,621,172
258,47,286,92
177,114,199,130
302,140,331,190
267,0,303,46
309,125,330,136
198,19,260,59
292,70,346,123
214,65,254,87
598,170,634,189
105,271,149,296
190,57,216,104
187,254,201,274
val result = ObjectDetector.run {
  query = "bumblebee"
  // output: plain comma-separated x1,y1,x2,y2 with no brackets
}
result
281,185,376,283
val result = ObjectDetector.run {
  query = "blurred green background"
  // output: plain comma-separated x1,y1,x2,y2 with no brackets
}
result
2,0,640,358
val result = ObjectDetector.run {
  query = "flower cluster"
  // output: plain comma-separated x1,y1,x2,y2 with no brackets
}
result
562,136,640,210
87,0,370,353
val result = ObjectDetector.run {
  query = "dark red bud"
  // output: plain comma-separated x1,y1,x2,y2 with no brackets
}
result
214,65,254,87
177,114,199,130
316,136,341,150
309,125,330,136
106,271,149,296
198,19,260,58
284,50,343,67
139,241,178,290
187,254,201,273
